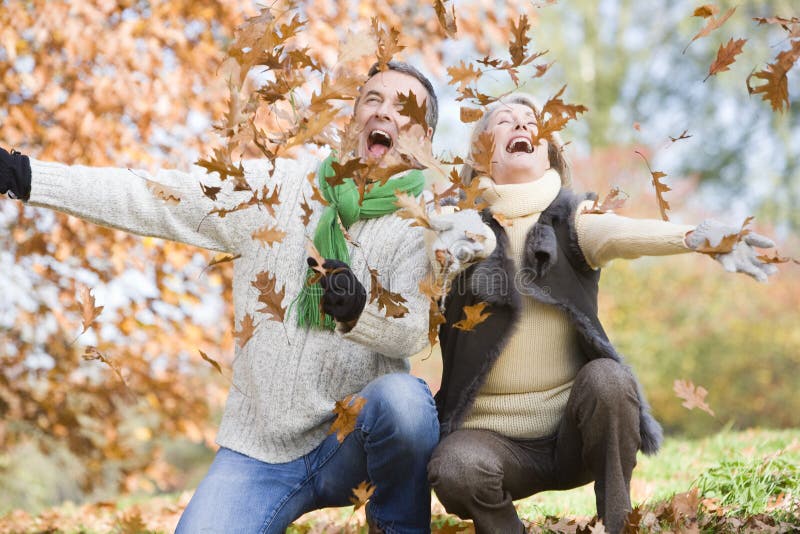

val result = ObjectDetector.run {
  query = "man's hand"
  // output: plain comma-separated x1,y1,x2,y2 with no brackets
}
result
426,209,496,279
686,219,779,282
0,147,32,201
307,258,367,325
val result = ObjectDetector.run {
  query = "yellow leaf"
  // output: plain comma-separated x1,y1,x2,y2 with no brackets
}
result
453,302,491,331
328,394,367,443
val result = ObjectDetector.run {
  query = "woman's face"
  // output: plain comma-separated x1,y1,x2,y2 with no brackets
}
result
484,102,550,185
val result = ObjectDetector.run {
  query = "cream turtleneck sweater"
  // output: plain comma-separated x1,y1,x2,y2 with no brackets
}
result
461,170,693,438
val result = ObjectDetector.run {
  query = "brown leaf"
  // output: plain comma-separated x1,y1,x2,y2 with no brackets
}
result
251,271,287,322
757,251,793,264
693,216,754,255
673,379,715,416
432,520,473,534
198,350,223,376
196,146,246,182
305,171,328,206
338,30,378,65
460,107,483,123
368,267,409,319
428,302,447,347
143,178,181,205
508,14,531,68
372,18,405,71
207,253,241,268
669,130,692,143
251,224,287,247
200,183,222,201
309,73,361,113
328,158,368,188
328,394,367,443
300,196,314,226
624,506,644,533
453,302,491,331
588,519,608,534
693,5,719,18
394,191,432,229
705,38,747,81
395,129,447,178
447,61,482,89
78,286,104,335
634,151,671,221
397,90,429,130
746,40,800,113
581,186,629,215
684,7,737,54
349,480,376,512
235,314,258,349
84,347,128,388
530,85,588,147
457,179,489,212
470,130,495,177
434,0,458,38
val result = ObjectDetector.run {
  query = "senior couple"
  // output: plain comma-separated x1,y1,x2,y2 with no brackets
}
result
0,61,777,533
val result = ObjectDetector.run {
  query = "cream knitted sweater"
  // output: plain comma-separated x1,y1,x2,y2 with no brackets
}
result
27,152,431,462
462,171,693,438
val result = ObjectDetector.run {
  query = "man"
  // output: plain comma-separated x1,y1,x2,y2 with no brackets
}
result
1,61,493,533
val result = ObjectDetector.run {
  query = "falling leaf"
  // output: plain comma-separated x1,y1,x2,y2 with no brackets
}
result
196,146,245,182
693,5,719,18
433,0,458,37
309,73,361,113
78,286,104,335
669,130,692,143
470,130,495,177
447,61,482,89
251,224,287,246
395,129,447,178
200,183,222,201
508,14,531,68
460,107,483,123
530,85,588,147
493,213,513,227
198,350,223,375
328,158,368,188
453,301,491,331
305,171,328,206
84,347,128,388
757,251,793,264
208,253,241,268
633,122,641,131
684,7,737,54
397,90,428,130
251,271,287,322
394,191,432,229
746,40,800,113
143,178,181,205
581,186,629,215
300,196,314,226
693,216,754,256
634,151,671,221
705,38,747,81
328,394,367,443
673,379,715,416
457,179,489,212
368,267,409,319
372,18,405,71
235,314,258,349
349,480,376,512
338,30,378,65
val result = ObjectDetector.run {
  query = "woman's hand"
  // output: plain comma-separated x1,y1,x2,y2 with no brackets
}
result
686,219,779,282
0,146,32,201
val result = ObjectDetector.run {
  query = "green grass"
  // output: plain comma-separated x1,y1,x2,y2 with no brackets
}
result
1,428,798,533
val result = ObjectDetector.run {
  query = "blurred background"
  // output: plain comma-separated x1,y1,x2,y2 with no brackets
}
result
1,0,798,516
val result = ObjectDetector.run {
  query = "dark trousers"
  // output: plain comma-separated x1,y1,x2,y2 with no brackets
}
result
428,359,641,534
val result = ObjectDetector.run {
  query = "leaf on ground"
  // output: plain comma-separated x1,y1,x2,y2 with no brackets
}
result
368,267,409,319
78,286,104,335
746,40,800,113
251,224,287,247
588,519,608,534
251,271,287,322
329,394,367,443
199,350,223,376
670,488,701,522
432,520,473,533
693,216,753,256
634,151,671,221
434,0,458,38
394,191,432,229
581,186,629,215
115,508,148,534
684,7,737,53
349,480,376,512
705,38,747,81
235,313,258,349
673,379,715,416
453,302,491,331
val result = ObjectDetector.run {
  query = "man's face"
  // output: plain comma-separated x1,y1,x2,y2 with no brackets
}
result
354,70,433,163
486,102,550,185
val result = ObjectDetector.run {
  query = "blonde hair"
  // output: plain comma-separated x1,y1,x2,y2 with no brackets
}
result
460,93,571,187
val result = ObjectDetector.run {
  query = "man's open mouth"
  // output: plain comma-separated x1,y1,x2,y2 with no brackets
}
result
506,136,533,154
367,129,393,158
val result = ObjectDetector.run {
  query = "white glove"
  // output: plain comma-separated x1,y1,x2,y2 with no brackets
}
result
686,219,778,282
426,208,496,280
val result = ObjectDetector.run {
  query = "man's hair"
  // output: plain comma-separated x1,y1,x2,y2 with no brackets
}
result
461,93,571,187
363,61,439,134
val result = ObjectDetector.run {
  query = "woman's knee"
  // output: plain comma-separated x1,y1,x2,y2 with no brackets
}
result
428,433,505,507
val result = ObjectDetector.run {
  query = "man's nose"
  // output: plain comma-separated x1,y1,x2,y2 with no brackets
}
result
514,121,528,131
373,100,392,120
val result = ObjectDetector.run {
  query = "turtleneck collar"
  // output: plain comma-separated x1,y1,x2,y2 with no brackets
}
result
478,169,562,219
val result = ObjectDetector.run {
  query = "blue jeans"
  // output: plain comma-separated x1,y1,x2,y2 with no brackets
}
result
175,373,439,534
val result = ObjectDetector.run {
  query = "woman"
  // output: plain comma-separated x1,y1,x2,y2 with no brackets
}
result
427,94,777,534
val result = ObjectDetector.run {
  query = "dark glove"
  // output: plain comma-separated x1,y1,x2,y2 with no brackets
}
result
0,147,32,201
306,257,367,324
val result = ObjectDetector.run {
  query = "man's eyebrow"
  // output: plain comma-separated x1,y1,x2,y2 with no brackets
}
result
363,89,383,99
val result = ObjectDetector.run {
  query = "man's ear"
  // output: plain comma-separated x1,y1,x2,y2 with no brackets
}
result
426,126,433,140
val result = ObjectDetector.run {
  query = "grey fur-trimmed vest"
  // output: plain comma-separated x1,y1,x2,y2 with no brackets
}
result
435,188,663,455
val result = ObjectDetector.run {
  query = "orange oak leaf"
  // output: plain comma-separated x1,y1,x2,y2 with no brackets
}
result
78,286,104,335
394,191,432,229
581,186,629,215
453,301,491,331
309,73,361,113
328,158,369,188
530,85,588,147
457,178,489,212
757,251,794,264
300,196,314,226
635,151,671,221
493,213,514,227
349,480,376,512
372,18,404,71
251,271,287,322
305,171,328,206
460,107,483,123
684,7,736,54
673,379,715,416
693,5,719,18
447,61,482,89
368,267,409,319
328,394,367,443
394,129,447,178
397,90,429,130
251,224,287,247
235,313,258,349
196,146,246,182
433,0,458,38
693,216,754,256
746,40,800,113
470,130,495,177
705,38,747,82
508,14,532,68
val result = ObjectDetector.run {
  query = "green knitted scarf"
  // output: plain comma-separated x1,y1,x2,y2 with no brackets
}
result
294,154,425,329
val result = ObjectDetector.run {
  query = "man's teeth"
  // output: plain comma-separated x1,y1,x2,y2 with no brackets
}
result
506,138,533,153
368,130,392,148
